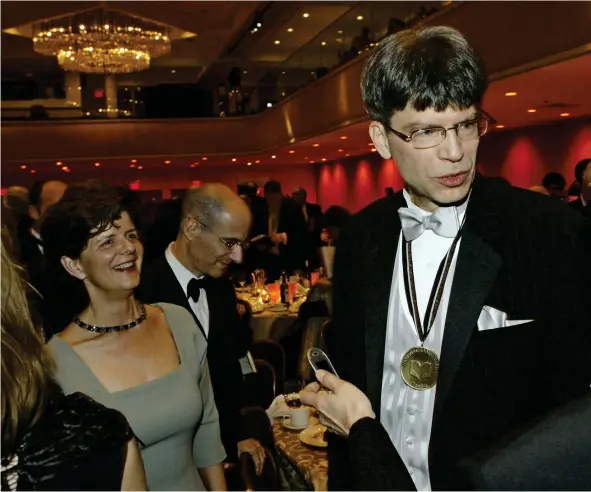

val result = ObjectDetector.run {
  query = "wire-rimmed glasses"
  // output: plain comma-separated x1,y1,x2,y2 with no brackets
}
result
387,117,489,149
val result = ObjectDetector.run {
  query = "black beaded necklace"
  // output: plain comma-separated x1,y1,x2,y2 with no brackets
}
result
73,303,147,333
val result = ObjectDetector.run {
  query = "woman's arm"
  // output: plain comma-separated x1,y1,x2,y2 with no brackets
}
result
121,438,147,491
198,463,227,491
192,330,227,490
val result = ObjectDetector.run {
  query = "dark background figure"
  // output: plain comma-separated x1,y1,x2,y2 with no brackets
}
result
292,187,323,270
143,199,183,263
569,158,591,218
249,180,307,281
385,187,395,197
17,180,67,292
542,172,567,200
321,205,352,246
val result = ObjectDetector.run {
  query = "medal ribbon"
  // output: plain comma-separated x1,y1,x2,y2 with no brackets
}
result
401,224,464,344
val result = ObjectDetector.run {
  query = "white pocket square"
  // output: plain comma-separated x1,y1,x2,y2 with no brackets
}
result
477,305,534,331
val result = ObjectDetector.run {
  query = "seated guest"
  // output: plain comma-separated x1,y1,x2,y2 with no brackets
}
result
569,158,591,218
136,184,271,481
1,228,146,491
42,186,226,491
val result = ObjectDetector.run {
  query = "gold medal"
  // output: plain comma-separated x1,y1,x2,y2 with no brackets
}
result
400,347,440,390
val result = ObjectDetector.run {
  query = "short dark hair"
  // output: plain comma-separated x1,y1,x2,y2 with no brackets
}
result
264,180,282,194
361,26,487,125
574,158,591,184
542,172,566,190
28,180,47,212
41,186,140,264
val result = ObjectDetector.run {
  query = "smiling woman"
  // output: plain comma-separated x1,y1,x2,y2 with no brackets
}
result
40,185,227,491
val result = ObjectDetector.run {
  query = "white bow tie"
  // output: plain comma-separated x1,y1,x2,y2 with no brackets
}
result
398,206,460,242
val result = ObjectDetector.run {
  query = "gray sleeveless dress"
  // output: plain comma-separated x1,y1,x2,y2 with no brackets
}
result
48,303,226,491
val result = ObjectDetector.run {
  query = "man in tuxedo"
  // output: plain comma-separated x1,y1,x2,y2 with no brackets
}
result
326,26,591,490
136,183,270,479
569,158,590,218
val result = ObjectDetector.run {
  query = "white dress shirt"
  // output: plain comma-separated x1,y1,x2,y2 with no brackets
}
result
165,242,210,337
380,189,465,491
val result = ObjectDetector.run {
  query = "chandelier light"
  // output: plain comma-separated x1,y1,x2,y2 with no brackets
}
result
32,8,171,74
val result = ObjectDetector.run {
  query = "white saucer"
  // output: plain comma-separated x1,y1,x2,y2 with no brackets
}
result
282,416,318,431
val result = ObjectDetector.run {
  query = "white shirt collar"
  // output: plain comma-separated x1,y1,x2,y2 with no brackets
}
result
402,188,468,225
582,195,588,207
165,242,204,296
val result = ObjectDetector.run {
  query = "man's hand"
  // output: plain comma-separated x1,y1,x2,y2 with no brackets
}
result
237,438,266,476
300,370,375,437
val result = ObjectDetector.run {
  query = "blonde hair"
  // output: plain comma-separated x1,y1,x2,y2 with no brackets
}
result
1,227,55,455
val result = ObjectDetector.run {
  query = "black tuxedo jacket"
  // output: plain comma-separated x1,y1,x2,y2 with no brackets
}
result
327,174,591,490
136,257,250,463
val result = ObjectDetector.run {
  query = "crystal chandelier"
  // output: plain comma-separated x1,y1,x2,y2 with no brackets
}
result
32,8,171,74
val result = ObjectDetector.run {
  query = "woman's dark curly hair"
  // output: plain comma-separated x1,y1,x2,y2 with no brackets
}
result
40,185,141,333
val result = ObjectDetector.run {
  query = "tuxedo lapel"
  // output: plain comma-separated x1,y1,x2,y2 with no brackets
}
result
141,258,207,338
435,175,503,413
365,194,405,415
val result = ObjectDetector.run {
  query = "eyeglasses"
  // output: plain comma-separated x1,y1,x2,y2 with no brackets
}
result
189,217,247,251
387,117,489,149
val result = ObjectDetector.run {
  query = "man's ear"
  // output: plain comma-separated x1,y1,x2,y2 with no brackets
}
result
369,121,393,160
60,256,87,281
182,216,200,241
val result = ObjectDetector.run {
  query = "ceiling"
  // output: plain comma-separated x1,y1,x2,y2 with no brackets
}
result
1,1,263,83
0,1,442,88
5,51,590,185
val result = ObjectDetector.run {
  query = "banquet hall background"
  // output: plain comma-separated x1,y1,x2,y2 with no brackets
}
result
1,1,590,491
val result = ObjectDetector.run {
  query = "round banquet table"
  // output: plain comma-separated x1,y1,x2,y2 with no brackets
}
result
272,418,328,491
252,310,297,341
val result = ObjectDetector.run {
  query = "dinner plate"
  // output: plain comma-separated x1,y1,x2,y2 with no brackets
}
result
299,424,328,448
282,415,318,431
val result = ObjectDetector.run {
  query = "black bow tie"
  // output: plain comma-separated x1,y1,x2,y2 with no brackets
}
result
187,277,209,303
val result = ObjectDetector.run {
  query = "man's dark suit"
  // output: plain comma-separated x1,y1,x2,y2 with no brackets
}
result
249,198,308,276
136,257,251,463
327,174,591,490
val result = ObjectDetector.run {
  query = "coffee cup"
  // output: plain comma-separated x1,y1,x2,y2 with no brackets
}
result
284,408,310,428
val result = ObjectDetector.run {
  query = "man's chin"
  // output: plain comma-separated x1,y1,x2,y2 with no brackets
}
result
210,264,230,278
